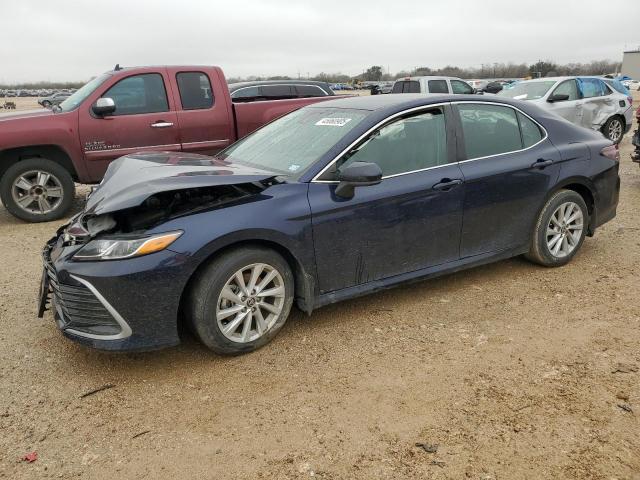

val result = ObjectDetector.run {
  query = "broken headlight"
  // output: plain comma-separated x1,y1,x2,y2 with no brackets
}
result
73,231,182,261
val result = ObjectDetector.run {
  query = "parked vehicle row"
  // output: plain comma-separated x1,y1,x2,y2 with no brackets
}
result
38,94,620,354
0,65,338,222
499,76,633,144
0,88,77,98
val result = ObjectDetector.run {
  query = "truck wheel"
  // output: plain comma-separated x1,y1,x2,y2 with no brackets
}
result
602,116,624,144
186,246,295,355
0,158,75,222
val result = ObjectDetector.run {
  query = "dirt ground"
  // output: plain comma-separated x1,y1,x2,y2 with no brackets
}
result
0,94,639,480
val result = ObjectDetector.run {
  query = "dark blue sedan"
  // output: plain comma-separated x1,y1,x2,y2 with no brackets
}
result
39,94,620,354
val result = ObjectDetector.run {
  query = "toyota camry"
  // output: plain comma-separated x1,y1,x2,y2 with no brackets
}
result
38,94,620,354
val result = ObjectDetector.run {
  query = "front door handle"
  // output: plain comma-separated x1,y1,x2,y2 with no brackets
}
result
531,159,554,169
150,121,174,128
432,178,463,191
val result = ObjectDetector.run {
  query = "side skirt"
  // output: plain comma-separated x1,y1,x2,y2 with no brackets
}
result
313,246,528,310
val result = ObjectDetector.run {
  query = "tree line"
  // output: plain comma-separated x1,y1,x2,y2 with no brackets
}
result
228,59,623,84
1,59,623,89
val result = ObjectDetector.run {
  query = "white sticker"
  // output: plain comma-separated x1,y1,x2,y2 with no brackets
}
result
288,164,301,172
315,117,352,127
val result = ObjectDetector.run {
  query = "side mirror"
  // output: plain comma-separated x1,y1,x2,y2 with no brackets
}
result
335,161,382,198
92,97,116,116
548,93,570,103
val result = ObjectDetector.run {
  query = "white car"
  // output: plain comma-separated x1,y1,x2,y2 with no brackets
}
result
622,79,639,91
499,76,633,143
391,76,476,95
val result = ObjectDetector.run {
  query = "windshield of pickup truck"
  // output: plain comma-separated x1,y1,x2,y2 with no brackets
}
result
498,81,556,100
217,107,368,175
57,73,111,112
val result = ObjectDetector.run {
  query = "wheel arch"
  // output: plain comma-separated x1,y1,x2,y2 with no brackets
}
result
177,238,316,334
0,145,78,181
544,178,597,236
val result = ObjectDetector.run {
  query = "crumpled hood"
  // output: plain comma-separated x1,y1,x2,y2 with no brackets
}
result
0,109,53,122
85,152,277,215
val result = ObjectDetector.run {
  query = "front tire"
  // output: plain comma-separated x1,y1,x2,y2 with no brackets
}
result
0,158,75,222
187,247,295,355
603,116,624,144
526,190,589,267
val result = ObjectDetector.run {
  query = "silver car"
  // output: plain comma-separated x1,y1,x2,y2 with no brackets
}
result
499,76,633,143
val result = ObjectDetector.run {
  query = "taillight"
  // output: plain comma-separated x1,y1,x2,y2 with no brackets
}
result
601,145,619,162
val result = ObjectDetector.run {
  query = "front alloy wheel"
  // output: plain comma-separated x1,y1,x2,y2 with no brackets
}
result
188,247,294,355
0,158,75,222
11,170,64,216
216,263,286,343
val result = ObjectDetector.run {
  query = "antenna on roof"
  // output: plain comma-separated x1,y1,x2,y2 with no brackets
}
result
114,64,122,71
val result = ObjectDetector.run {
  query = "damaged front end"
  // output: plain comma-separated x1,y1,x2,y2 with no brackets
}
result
37,152,284,349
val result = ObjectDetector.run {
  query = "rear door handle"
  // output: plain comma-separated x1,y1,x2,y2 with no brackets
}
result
432,178,463,191
150,121,174,128
531,159,554,169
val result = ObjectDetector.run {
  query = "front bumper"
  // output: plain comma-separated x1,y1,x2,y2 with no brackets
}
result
41,234,198,351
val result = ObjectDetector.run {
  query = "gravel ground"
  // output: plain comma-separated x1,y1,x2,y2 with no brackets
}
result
0,98,639,480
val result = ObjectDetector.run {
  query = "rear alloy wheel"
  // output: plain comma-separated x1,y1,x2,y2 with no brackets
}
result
0,158,75,222
526,189,589,267
187,247,294,355
603,116,624,144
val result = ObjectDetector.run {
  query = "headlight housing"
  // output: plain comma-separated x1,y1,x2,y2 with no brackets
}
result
73,231,182,261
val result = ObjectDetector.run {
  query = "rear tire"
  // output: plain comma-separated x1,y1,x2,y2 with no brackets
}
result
526,190,589,267
602,116,624,144
186,247,294,355
0,158,75,222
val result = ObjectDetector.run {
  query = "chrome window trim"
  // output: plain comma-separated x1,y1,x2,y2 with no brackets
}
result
311,101,548,184
311,103,448,183
64,275,133,340
231,84,328,99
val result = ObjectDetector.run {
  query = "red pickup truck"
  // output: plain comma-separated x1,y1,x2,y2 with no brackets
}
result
0,65,336,222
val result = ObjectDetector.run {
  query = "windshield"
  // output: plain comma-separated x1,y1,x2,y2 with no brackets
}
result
57,73,111,112
498,81,556,100
217,107,369,175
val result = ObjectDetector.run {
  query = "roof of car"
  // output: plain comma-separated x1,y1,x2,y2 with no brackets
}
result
228,80,331,91
306,93,531,112
394,76,464,82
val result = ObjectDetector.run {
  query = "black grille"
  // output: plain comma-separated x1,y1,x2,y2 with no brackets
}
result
45,261,121,335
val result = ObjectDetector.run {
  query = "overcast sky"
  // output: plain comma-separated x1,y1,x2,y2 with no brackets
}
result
1,0,639,83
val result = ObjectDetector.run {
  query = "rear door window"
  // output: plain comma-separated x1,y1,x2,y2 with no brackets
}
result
579,78,608,98
457,104,523,159
427,80,449,94
176,72,213,110
102,73,169,116
392,81,421,93
262,85,295,100
295,85,326,97
517,112,544,148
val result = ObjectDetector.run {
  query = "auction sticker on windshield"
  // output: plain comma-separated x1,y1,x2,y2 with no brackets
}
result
315,118,352,127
